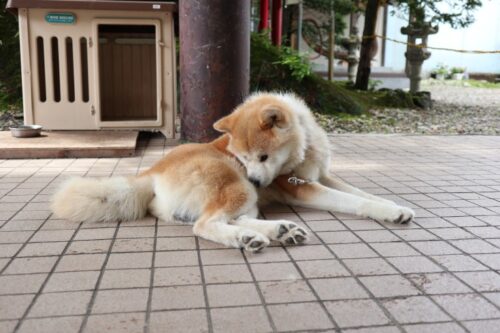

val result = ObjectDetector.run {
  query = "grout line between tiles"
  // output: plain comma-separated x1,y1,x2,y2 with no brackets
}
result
143,218,158,333
195,236,214,333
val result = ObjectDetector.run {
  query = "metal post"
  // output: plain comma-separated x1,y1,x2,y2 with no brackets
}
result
179,0,250,142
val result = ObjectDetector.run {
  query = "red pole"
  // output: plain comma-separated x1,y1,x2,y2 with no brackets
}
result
258,0,269,31
271,0,282,46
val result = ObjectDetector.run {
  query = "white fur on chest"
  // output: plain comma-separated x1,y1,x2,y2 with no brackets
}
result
276,93,332,181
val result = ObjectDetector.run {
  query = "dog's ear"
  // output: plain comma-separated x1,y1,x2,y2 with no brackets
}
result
213,114,234,133
259,106,288,130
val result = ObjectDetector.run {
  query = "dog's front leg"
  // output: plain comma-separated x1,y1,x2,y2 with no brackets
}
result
275,179,414,224
193,213,270,252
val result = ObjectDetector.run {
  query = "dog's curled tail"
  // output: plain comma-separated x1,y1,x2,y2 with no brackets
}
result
51,176,154,223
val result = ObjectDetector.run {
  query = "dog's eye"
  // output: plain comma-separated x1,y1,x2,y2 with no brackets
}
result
259,155,268,162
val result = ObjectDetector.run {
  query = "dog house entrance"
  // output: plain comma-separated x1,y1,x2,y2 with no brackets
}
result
94,20,162,127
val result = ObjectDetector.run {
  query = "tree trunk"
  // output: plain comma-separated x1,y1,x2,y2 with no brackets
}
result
354,0,380,90
327,1,335,81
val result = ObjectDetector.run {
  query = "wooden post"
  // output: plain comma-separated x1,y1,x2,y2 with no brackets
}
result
179,0,250,142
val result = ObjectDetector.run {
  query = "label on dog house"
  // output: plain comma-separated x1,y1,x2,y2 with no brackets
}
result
45,13,76,24
6,0,177,138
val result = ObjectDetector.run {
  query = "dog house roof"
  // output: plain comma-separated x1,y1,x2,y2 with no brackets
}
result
6,0,177,14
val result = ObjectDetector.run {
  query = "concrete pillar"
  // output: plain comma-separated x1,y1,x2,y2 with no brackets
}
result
179,0,250,142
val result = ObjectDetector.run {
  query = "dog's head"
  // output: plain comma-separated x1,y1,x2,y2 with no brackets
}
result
214,94,305,187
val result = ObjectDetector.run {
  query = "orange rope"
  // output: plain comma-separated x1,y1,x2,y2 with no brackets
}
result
363,34,500,54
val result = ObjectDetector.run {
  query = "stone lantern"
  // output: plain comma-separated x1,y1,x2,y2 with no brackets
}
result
401,21,438,93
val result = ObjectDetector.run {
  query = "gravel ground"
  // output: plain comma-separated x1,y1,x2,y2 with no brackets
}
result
317,80,500,135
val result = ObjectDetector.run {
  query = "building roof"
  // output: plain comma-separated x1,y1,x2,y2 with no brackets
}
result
6,0,177,14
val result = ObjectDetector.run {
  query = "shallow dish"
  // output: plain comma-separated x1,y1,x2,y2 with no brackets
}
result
9,125,43,138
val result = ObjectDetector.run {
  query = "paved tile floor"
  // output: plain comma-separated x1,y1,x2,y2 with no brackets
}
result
1,134,500,333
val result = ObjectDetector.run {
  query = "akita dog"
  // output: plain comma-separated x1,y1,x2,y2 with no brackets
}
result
52,93,415,252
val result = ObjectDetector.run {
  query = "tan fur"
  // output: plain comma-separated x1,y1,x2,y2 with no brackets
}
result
215,96,295,154
52,92,414,251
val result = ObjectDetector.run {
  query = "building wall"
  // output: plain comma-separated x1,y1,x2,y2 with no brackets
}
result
385,1,500,74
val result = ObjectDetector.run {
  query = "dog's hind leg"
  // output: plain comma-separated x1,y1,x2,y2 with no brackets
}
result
231,216,309,246
193,212,270,252
320,174,397,206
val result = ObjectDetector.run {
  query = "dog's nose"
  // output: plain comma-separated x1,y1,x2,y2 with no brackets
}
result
249,178,260,188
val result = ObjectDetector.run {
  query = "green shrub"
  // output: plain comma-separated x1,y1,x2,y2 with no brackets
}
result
273,46,311,81
0,0,22,111
250,32,364,115
432,63,448,76
450,67,466,74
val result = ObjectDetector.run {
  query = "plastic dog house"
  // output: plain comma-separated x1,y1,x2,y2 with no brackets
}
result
7,0,177,138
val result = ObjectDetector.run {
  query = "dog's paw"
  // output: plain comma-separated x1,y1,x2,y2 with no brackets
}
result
275,222,309,245
379,206,415,224
238,231,270,252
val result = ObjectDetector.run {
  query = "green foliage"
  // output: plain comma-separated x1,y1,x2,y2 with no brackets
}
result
432,63,449,75
304,0,357,13
0,0,22,111
450,66,466,74
463,79,499,88
368,79,383,91
391,0,483,28
272,46,311,80
251,32,364,115
424,78,500,89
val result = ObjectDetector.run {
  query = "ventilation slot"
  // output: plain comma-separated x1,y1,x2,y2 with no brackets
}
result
51,37,61,102
80,37,89,102
36,37,46,102
66,37,75,102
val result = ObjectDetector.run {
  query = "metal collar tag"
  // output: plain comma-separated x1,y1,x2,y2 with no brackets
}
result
287,176,309,186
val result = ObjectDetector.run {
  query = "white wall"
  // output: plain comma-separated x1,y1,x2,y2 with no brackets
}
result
384,1,500,73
